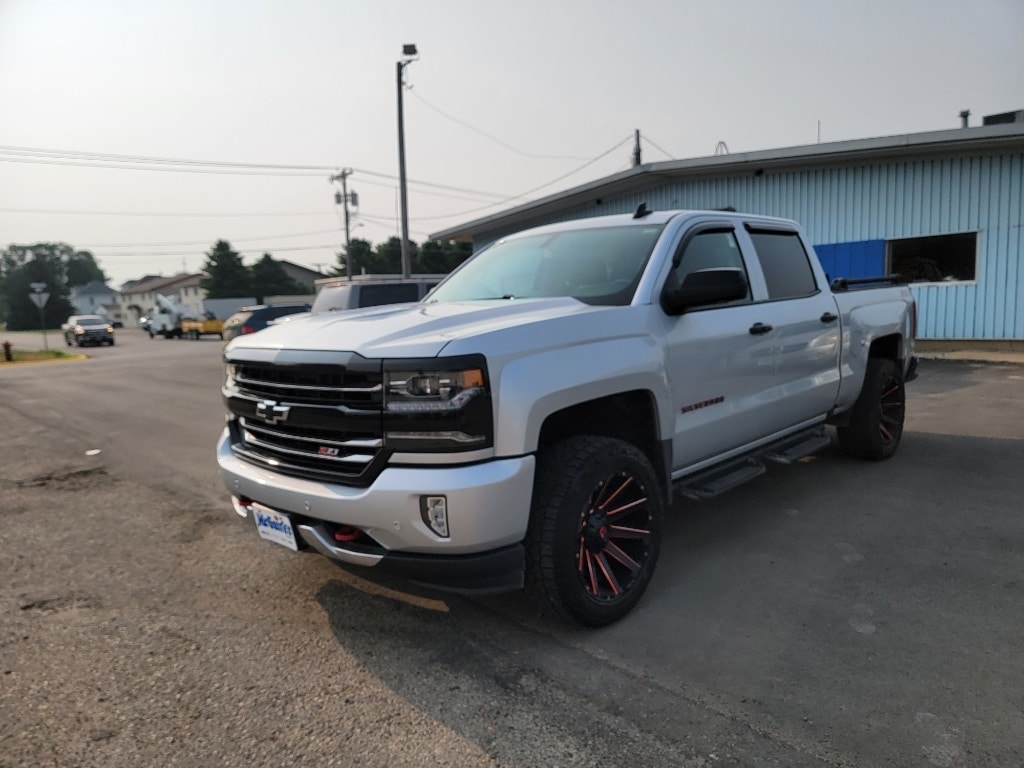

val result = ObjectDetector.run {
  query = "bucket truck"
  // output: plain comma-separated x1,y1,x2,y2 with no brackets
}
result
147,294,190,339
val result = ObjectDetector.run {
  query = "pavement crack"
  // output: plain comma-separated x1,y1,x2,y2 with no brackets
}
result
5,466,108,489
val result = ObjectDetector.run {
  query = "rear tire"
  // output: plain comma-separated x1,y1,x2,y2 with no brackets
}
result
837,358,905,460
525,436,664,626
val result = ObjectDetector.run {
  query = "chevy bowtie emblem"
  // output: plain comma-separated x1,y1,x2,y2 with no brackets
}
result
255,400,291,425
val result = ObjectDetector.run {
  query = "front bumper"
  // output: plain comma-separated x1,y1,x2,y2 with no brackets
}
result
217,428,535,593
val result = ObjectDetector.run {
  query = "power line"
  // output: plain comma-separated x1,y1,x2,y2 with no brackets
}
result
640,135,676,160
0,145,512,198
0,145,336,172
408,89,592,161
78,228,344,248
0,207,333,218
88,242,343,259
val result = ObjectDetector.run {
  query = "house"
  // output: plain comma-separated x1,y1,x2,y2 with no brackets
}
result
70,281,123,325
278,260,324,291
119,273,205,327
431,115,1024,342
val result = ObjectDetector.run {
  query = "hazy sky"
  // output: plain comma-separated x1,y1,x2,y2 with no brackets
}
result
1,0,1021,287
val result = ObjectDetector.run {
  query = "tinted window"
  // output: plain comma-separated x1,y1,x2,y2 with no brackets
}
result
667,230,749,301
748,231,818,299
359,283,421,307
263,305,309,320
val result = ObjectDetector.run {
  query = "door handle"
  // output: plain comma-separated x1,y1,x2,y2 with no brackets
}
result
820,312,838,323
749,322,773,335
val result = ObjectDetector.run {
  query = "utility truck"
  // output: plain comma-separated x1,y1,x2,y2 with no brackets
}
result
217,207,918,626
146,294,191,339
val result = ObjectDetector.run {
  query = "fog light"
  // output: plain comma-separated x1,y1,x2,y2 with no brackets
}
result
420,495,449,538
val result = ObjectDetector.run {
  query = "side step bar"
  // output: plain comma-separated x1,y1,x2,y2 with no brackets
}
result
763,430,833,465
676,458,766,500
674,428,832,500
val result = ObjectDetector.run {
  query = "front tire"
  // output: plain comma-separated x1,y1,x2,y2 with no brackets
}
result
837,358,906,460
526,436,664,626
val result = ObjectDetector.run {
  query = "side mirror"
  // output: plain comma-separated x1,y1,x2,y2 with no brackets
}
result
661,268,748,315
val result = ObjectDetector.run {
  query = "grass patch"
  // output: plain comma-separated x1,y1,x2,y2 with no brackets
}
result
8,349,79,363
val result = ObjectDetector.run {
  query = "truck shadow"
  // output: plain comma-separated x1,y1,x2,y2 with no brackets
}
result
312,428,1024,765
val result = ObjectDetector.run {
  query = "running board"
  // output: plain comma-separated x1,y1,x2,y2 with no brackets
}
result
762,429,833,465
675,458,766,501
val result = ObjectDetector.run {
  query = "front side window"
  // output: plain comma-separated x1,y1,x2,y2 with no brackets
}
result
428,224,666,306
748,230,818,300
666,229,750,302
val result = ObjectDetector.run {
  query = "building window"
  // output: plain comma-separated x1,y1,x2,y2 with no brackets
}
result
887,232,977,283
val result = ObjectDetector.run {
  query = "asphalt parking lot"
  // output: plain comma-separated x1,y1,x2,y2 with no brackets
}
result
1,329,1022,767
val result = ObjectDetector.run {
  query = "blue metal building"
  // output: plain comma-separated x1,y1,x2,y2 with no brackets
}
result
431,121,1024,340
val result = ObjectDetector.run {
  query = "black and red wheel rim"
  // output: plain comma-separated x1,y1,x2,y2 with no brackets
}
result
878,374,905,446
575,469,653,602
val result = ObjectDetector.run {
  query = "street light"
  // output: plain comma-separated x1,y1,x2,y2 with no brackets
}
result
397,43,418,279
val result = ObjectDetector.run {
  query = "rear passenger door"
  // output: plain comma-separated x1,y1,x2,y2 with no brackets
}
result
741,223,841,429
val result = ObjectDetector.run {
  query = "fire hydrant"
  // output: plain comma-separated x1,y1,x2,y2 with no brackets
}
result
2,340,12,362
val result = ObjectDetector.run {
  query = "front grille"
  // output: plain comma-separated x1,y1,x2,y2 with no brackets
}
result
225,358,389,486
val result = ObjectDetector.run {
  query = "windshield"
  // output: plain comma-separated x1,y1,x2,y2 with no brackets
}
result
428,223,666,306
77,317,107,326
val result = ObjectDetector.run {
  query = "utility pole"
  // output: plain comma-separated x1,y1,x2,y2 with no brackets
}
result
330,168,354,279
632,128,641,167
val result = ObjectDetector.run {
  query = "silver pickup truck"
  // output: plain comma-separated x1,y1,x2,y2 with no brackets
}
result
217,208,917,625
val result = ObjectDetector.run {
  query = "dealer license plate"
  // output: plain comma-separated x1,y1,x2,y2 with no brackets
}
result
251,505,298,552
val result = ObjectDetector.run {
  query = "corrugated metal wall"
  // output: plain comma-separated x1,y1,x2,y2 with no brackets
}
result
477,151,1023,339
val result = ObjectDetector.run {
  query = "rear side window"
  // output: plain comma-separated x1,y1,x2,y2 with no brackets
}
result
225,312,253,325
264,305,309,320
748,230,818,300
359,284,421,307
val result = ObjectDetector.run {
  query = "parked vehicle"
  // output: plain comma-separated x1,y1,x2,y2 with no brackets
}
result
181,312,224,340
310,275,444,315
62,315,115,347
216,207,917,626
221,303,312,342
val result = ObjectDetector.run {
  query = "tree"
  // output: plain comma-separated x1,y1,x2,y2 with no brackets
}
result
250,254,306,301
416,240,472,274
333,238,374,277
199,240,251,298
0,244,77,330
328,236,468,279
65,250,107,287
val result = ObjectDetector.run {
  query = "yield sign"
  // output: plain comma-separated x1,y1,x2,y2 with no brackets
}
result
29,292,50,308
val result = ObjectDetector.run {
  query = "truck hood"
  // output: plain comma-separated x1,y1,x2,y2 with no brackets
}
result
224,299,616,359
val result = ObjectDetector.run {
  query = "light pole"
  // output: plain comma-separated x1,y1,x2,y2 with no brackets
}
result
397,43,418,279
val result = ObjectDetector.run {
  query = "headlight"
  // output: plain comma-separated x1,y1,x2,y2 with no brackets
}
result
224,362,238,388
74,326,85,334
106,326,114,333
385,368,485,411
383,355,493,451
